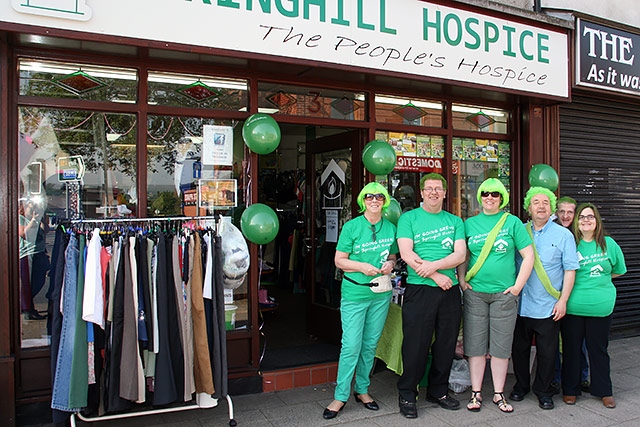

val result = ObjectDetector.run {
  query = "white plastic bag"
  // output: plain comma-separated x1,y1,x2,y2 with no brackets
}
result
448,358,472,393
219,218,250,289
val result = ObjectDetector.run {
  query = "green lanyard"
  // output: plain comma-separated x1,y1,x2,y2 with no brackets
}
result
465,212,509,282
526,222,561,300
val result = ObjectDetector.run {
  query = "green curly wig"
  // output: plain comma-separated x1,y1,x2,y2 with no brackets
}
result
523,186,557,213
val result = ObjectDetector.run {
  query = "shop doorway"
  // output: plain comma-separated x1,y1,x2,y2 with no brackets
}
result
257,126,362,370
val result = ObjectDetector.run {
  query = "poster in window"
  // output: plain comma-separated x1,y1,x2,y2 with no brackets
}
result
202,125,233,166
199,179,237,209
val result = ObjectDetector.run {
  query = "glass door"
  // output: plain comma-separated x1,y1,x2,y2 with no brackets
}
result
304,130,363,344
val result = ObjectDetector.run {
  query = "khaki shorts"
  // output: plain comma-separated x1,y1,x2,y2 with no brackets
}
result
463,289,518,359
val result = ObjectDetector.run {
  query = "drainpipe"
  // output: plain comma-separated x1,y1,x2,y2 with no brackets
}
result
534,0,542,13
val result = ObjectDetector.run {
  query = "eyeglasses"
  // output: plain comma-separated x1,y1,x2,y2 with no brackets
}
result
423,187,444,194
370,224,377,241
578,214,596,221
481,191,501,198
364,193,385,201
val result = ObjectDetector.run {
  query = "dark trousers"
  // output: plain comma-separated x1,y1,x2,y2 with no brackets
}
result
561,314,613,397
512,315,559,398
398,284,461,402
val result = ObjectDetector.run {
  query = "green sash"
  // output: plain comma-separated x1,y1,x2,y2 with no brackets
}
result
465,212,509,282
526,223,561,299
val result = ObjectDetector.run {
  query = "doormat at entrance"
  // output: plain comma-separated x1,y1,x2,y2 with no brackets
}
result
261,342,340,371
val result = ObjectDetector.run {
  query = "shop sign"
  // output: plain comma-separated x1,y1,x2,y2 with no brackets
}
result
57,155,85,182
4,0,568,98
576,18,640,96
395,156,443,173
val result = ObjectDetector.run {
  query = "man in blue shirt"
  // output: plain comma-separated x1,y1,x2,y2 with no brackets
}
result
509,187,579,410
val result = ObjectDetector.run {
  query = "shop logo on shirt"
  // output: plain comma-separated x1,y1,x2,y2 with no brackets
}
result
590,264,604,277
12,0,92,21
441,237,453,250
494,239,508,253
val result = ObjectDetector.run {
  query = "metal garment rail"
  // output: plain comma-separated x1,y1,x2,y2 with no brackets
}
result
67,215,221,224
65,215,237,426
70,395,236,426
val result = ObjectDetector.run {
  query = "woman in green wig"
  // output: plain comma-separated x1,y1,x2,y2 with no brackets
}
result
457,178,534,414
322,182,398,419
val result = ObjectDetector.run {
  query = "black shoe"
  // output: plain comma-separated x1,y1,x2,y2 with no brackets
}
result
426,394,460,410
23,309,46,320
354,392,379,410
509,390,527,402
322,401,345,419
538,396,554,410
399,398,418,418
550,381,561,395
580,381,590,393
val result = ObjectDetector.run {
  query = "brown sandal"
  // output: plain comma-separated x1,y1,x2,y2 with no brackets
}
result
493,392,513,413
467,390,482,412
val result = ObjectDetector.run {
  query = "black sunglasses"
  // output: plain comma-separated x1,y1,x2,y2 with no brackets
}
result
364,193,385,201
480,191,501,198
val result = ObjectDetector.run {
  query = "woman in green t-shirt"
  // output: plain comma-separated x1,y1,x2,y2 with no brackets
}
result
322,182,398,420
458,178,533,413
560,203,626,409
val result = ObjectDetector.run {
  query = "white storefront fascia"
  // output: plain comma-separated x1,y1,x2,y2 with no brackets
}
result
4,0,568,98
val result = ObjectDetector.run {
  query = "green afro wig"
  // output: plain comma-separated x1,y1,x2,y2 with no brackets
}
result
524,186,557,213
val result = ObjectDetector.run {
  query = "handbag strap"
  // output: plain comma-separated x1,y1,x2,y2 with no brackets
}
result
465,212,509,282
526,223,561,299
343,274,375,287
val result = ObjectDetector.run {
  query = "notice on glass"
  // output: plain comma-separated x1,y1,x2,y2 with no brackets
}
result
325,209,339,243
199,179,238,209
202,125,233,166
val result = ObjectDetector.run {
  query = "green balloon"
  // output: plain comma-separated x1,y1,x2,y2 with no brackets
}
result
240,203,280,244
242,113,281,155
382,197,402,225
529,164,559,191
362,140,396,176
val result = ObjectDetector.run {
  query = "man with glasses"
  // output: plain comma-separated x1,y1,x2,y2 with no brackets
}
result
396,173,466,418
509,187,579,410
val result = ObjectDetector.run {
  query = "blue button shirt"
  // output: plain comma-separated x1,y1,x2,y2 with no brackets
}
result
518,219,580,319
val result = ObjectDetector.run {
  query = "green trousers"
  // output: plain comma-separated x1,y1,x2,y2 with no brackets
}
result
334,297,390,401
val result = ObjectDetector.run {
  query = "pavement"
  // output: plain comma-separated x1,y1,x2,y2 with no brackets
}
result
19,335,640,427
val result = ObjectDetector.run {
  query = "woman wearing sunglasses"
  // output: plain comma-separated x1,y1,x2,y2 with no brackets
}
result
323,182,398,419
457,178,534,413
561,203,626,409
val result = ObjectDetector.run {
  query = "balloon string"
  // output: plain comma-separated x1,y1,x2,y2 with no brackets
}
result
244,147,251,208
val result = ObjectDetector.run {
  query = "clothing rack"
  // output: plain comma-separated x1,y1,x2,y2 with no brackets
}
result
61,215,237,427
67,214,221,224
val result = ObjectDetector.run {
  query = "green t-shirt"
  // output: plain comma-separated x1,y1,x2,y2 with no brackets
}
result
464,212,532,293
336,215,398,301
567,236,626,317
396,208,465,286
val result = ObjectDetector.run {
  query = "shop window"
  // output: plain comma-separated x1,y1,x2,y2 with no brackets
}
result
452,103,509,134
19,59,138,103
374,131,445,212
451,138,511,219
148,71,248,110
146,115,249,329
18,106,137,347
375,95,443,127
257,83,365,120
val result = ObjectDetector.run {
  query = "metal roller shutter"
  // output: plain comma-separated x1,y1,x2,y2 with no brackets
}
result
560,94,640,337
